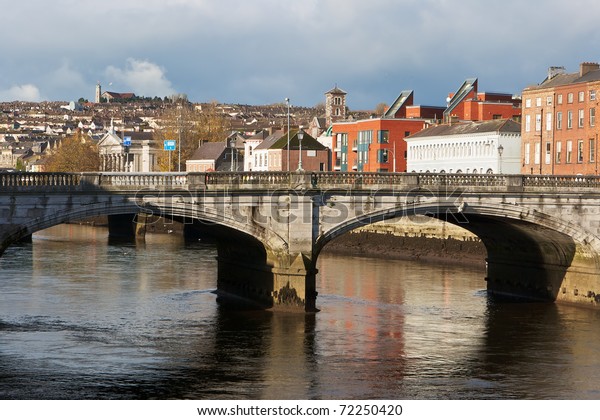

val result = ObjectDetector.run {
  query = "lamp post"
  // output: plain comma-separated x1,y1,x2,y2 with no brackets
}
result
177,115,182,172
497,144,504,174
230,137,236,171
286,98,290,171
297,126,304,172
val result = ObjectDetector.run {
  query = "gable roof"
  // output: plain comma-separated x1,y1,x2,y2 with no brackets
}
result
271,131,327,150
189,141,227,160
254,130,285,151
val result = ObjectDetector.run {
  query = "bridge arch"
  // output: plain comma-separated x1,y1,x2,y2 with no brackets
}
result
315,200,600,304
0,195,304,311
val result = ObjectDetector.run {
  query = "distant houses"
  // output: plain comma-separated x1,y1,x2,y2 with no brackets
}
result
10,61,600,176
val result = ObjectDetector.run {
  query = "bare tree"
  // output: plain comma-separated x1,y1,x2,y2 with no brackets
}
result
375,102,388,116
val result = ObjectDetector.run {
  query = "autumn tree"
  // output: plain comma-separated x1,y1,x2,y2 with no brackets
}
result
154,99,231,171
45,131,101,172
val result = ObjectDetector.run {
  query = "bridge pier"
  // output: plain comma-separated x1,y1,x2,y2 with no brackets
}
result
107,214,147,242
216,251,317,312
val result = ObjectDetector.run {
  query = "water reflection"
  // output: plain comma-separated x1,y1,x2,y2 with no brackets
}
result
1,225,600,399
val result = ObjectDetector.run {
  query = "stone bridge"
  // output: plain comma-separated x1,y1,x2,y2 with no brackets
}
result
2,171,600,311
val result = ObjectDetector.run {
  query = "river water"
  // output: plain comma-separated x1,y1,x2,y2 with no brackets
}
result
1,224,600,400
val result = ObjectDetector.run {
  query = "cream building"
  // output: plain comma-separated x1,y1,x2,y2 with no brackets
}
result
405,119,521,174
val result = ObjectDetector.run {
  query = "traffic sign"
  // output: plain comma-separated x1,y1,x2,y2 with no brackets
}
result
123,136,131,147
164,140,176,151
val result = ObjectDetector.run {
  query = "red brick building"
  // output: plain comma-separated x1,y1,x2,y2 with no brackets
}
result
444,78,522,122
331,81,521,173
521,63,600,175
332,91,437,172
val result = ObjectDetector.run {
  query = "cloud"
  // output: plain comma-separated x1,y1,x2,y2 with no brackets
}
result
0,84,43,102
3,0,600,108
105,58,177,98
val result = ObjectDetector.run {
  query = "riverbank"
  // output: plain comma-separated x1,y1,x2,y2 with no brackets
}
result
73,215,486,267
322,216,487,268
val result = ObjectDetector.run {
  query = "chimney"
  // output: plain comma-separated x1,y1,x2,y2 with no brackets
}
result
548,66,566,80
580,62,600,77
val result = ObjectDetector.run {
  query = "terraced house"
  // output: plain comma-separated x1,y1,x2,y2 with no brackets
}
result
521,62,600,175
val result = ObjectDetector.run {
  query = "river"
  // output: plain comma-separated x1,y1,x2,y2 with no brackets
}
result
1,224,599,400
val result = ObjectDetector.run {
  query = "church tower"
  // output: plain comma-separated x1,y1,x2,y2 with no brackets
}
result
325,85,347,127
95,82,101,103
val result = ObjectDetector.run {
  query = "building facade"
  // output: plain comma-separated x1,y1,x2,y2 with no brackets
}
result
253,130,329,172
332,117,428,172
97,130,157,172
521,62,600,175
444,78,522,123
405,119,521,174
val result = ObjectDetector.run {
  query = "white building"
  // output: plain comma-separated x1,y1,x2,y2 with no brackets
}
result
243,130,270,171
405,119,521,174
97,129,157,172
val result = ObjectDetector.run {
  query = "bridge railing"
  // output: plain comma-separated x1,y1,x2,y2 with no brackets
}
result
98,173,188,189
3,171,600,193
0,172,83,189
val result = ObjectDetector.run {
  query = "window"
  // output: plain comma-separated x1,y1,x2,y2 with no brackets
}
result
591,90,597,101
377,130,389,144
578,140,584,163
378,149,389,163
535,114,542,131
568,93,574,103
525,98,531,108
547,96,553,106
545,142,551,165
579,91,585,102
556,111,563,129
567,140,573,163
591,108,596,127
557,94,563,105
567,110,573,128
556,141,562,163
579,109,585,127
546,112,552,131
534,142,541,165
525,114,531,132
590,138,596,163
536,97,542,107
524,143,530,164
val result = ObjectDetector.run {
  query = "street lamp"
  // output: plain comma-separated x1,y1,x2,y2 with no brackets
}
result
286,98,290,172
497,144,504,174
297,126,304,172
177,115,182,172
230,137,237,171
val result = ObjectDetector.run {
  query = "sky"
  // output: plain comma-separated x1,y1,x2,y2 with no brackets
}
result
2,0,600,110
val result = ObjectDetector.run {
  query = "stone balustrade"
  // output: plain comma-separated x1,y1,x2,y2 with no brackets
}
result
2,171,600,192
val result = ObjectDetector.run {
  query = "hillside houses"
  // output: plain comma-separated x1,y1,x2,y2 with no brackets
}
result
0,99,320,172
